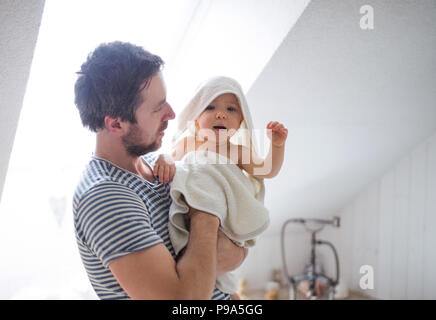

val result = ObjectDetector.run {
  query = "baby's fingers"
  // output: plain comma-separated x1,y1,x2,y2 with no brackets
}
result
153,164,159,177
158,165,165,183
169,165,176,182
272,123,285,131
163,165,170,183
267,121,278,129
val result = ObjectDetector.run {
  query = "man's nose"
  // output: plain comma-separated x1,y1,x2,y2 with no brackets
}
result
166,103,176,120
216,111,227,119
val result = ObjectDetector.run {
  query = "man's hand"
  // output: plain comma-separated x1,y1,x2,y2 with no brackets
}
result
153,154,176,183
185,207,248,278
230,293,241,300
216,230,248,277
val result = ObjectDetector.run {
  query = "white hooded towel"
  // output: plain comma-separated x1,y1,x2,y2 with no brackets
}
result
168,151,269,293
168,76,270,294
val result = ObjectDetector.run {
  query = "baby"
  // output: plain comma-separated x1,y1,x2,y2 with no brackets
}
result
154,76,288,299
154,83,287,182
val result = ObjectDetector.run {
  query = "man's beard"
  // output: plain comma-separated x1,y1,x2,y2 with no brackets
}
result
122,123,163,157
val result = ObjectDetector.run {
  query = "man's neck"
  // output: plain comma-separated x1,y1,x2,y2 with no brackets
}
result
94,133,154,182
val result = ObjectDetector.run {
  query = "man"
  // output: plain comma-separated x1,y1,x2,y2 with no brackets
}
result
73,41,247,299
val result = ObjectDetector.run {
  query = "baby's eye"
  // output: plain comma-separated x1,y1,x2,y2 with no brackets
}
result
205,105,215,111
227,106,237,112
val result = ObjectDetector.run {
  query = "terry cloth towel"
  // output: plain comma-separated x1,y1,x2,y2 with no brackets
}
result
173,76,260,155
171,76,265,200
168,150,270,294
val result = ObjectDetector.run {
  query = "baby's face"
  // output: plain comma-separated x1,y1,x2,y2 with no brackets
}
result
196,93,243,142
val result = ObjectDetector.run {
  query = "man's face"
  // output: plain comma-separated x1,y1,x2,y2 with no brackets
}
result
122,73,175,156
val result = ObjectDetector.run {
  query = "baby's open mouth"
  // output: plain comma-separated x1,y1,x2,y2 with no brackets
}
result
213,126,227,130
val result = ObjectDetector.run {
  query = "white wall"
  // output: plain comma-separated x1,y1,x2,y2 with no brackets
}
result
329,130,436,299
238,130,436,299
237,0,436,297
236,220,342,292
247,0,436,236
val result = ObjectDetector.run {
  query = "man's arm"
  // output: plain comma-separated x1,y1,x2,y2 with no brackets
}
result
216,230,248,277
109,210,220,299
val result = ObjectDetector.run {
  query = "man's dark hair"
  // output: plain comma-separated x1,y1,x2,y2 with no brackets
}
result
74,41,164,132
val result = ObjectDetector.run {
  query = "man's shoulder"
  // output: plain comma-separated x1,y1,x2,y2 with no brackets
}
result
75,157,115,186
73,157,135,210
72,154,163,210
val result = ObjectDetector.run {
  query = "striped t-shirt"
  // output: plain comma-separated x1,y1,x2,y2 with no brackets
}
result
73,153,230,300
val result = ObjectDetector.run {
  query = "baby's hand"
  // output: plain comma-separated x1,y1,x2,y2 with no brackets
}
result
267,121,288,147
153,154,176,183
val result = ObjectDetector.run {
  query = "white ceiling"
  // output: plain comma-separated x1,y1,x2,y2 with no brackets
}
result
163,0,311,149
249,0,436,235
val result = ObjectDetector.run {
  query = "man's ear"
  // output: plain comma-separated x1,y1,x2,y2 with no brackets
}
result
104,115,127,137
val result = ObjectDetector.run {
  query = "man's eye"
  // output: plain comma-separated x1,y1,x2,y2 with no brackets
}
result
206,105,215,110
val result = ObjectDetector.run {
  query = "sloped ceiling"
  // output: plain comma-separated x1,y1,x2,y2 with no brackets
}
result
247,0,436,235
0,0,45,201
